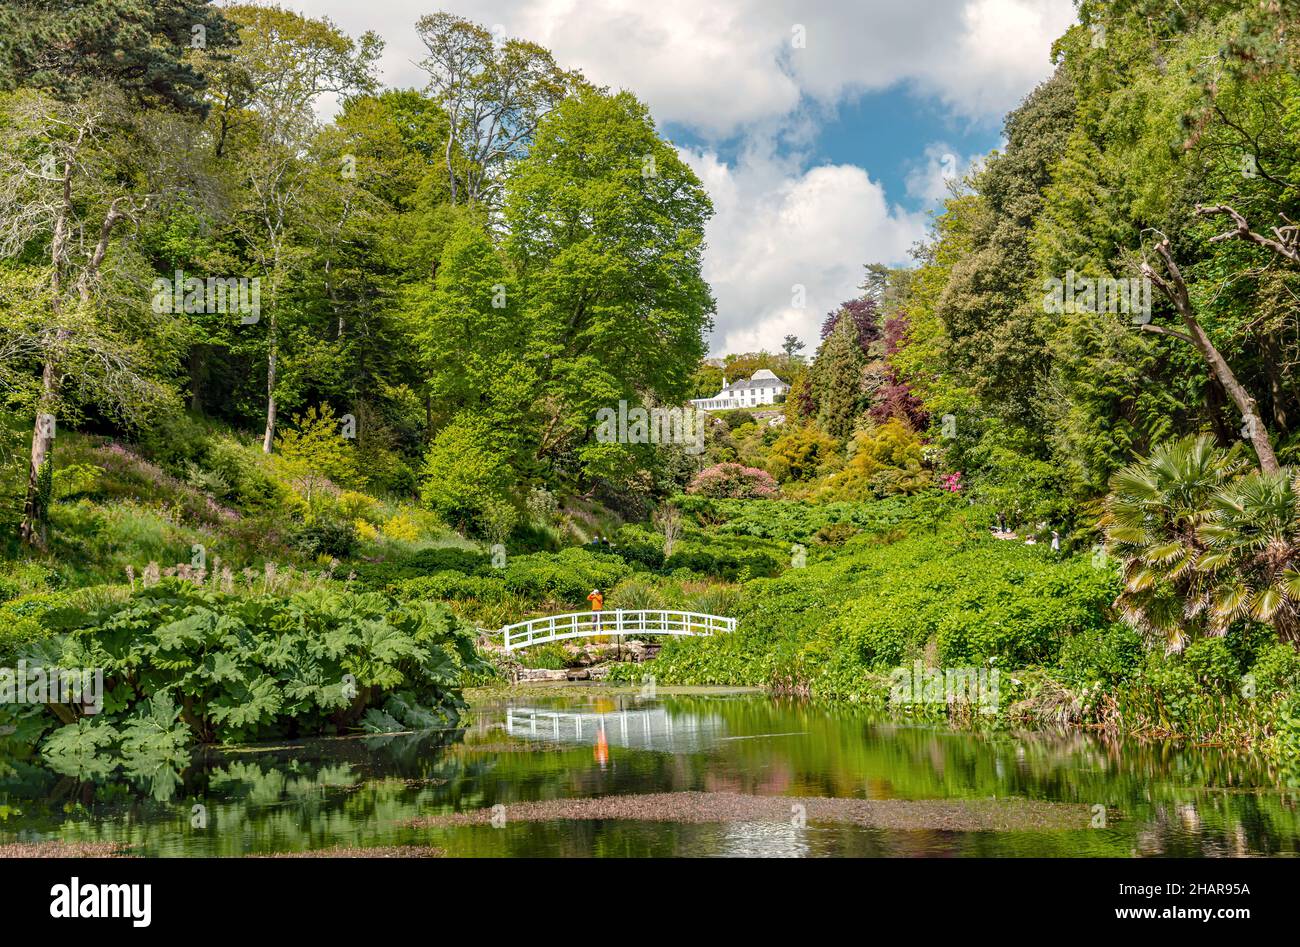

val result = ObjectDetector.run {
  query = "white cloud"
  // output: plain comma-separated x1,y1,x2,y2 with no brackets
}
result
787,0,1077,122
282,0,1074,354
683,146,927,356
904,144,986,206
287,0,1075,135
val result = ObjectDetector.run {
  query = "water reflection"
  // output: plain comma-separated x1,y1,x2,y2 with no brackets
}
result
504,705,729,752
0,689,1297,857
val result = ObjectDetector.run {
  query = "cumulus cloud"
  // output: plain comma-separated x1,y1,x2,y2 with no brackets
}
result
286,0,1074,353
786,0,1076,123
290,0,1073,135
904,144,988,207
683,146,927,355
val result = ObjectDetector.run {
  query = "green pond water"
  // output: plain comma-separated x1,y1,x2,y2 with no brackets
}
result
2,686,1298,857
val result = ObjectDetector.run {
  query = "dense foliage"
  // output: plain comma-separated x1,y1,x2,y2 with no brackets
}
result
0,580,483,776
2,0,1300,777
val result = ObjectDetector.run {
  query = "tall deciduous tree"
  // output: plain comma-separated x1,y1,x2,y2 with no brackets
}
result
0,89,192,547
413,215,524,416
504,87,715,479
211,4,381,453
415,13,580,207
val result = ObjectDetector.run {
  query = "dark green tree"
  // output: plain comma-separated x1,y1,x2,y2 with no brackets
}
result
812,316,867,442
0,0,235,113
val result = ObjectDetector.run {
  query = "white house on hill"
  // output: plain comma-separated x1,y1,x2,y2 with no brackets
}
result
690,368,790,411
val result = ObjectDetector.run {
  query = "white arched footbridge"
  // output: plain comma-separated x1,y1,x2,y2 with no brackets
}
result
500,609,736,653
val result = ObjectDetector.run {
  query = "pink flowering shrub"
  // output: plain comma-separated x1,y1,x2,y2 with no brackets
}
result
941,471,963,493
686,463,779,499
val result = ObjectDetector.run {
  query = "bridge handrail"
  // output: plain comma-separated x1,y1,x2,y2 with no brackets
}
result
500,608,735,652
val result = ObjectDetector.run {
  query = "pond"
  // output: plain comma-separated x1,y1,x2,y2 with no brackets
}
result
2,686,1298,857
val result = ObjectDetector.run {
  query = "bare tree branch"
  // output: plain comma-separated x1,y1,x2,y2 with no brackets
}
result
1197,203,1300,264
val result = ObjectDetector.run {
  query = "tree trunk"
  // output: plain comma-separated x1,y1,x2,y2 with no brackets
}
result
189,346,204,412
1264,333,1289,432
1142,240,1281,474
1194,325,1279,473
262,318,278,453
20,350,63,549
445,127,458,205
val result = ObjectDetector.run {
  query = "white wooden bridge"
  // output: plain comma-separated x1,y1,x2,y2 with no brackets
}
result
505,706,728,751
500,609,736,653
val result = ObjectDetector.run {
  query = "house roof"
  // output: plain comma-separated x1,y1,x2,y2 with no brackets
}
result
725,371,787,391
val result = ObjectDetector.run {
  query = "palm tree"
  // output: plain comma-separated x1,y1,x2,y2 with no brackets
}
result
1101,435,1247,651
1200,469,1300,642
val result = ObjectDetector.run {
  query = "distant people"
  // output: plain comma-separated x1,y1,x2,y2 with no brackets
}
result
588,588,604,631
1051,530,1060,552
996,512,1007,533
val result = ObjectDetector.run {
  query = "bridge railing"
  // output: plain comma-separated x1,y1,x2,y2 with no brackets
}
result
501,609,735,652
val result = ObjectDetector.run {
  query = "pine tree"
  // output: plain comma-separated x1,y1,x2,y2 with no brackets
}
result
0,0,235,113
813,315,867,441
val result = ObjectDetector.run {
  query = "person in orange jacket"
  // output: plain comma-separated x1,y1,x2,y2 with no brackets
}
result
587,588,604,632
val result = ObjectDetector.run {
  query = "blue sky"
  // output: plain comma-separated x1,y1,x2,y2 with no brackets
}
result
666,87,1003,219
290,0,1078,354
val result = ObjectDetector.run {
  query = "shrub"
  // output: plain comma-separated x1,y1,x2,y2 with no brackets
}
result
502,548,629,606
53,463,103,500
609,525,666,570
420,412,518,539
820,419,931,500
525,487,559,525
338,490,380,523
687,584,742,617
276,404,366,500
664,546,780,581
0,561,60,604
686,463,779,499
1057,623,1144,688
136,411,210,470
767,425,839,482
290,519,358,560
0,581,485,766
380,512,421,542
518,642,570,670
609,578,667,610
203,435,287,512
183,461,232,499
350,546,491,588
813,522,858,546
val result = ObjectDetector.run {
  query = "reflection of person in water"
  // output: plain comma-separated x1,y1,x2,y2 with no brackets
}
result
594,721,609,769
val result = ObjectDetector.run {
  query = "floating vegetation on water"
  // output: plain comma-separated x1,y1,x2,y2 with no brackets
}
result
409,791,1094,832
